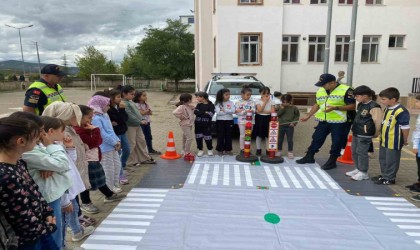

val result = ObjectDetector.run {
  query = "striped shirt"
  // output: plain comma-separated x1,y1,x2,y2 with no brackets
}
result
380,104,410,150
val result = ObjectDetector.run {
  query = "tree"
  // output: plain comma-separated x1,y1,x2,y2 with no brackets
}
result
135,19,195,91
75,46,118,79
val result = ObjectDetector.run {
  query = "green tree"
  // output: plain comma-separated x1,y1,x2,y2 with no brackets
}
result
75,46,118,79
135,19,195,91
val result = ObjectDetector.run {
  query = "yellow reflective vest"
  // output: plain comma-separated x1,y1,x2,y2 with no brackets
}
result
28,81,66,115
314,84,349,123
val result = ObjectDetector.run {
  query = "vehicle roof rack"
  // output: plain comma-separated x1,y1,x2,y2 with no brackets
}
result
211,73,258,81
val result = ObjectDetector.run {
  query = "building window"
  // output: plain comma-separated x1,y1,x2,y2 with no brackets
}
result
389,35,405,48
188,17,194,24
361,36,380,62
366,0,383,4
339,0,353,4
335,36,350,62
310,0,327,4
282,36,299,62
238,0,263,5
239,33,262,65
284,0,300,3
308,36,325,62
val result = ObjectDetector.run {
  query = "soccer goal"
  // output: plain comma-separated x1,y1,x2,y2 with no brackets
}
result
90,74,127,91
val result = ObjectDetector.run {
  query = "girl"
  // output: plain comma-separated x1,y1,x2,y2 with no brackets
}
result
121,85,156,167
134,90,161,155
194,91,215,157
215,88,235,155
74,105,125,205
21,114,72,249
235,87,255,155
276,94,300,159
253,87,275,156
173,93,195,157
107,89,130,185
88,95,122,193
0,114,58,249
346,85,382,181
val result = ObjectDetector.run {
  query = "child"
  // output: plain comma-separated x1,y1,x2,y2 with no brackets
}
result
194,91,215,156
21,114,72,249
235,87,255,155
276,94,300,159
74,105,126,205
371,87,410,185
215,88,235,155
345,86,382,181
134,90,161,155
408,95,420,201
107,89,130,185
0,115,59,249
121,85,156,167
253,87,275,156
173,93,195,156
273,91,282,105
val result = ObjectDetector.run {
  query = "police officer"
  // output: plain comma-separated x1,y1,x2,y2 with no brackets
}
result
296,73,356,170
22,64,67,115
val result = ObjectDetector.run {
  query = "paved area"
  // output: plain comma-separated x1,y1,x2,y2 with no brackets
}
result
0,88,419,249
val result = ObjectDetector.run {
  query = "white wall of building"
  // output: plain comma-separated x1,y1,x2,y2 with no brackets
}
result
196,0,420,96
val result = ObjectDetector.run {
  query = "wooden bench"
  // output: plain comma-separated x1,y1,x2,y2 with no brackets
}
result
287,92,316,106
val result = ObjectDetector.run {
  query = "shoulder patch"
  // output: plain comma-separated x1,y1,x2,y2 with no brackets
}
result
32,90,41,95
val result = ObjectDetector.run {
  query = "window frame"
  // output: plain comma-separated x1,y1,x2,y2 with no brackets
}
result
282,35,300,63
338,0,353,4
310,0,327,4
388,35,405,49
361,35,380,63
238,0,264,5
308,35,326,63
335,35,350,62
238,32,263,66
366,0,383,5
283,0,301,4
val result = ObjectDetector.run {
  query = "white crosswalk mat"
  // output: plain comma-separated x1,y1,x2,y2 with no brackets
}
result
366,196,420,245
186,163,339,190
81,188,168,250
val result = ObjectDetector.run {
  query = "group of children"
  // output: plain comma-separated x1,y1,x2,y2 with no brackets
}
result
0,86,159,249
173,86,300,158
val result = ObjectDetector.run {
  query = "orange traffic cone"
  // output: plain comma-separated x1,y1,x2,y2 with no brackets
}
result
161,131,182,160
337,135,354,164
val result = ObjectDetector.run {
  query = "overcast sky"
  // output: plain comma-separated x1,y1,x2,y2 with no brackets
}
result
0,0,194,67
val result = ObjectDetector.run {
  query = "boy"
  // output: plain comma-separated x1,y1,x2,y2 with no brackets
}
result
276,94,300,159
371,87,410,185
407,95,420,201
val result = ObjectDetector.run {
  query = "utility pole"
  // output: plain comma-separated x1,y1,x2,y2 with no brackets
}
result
5,24,34,76
347,0,359,87
35,42,41,75
323,0,333,74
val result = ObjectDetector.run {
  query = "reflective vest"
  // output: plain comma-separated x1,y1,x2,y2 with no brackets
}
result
28,81,66,115
314,84,349,123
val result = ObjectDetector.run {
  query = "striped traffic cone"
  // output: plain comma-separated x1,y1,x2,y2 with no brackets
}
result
160,131,182,160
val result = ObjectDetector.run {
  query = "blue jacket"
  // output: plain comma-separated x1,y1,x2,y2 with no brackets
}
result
92,113,120,153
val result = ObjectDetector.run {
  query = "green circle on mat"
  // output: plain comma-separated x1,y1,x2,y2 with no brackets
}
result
264,213,280,224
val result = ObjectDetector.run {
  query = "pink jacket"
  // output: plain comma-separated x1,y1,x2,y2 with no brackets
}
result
173,104,195,127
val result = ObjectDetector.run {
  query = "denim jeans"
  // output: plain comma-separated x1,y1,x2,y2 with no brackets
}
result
117,133,130,175
62,199,82,245
47,198,62,249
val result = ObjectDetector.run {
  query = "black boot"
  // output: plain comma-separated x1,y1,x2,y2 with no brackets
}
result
321,155,338,170
296,152,315,164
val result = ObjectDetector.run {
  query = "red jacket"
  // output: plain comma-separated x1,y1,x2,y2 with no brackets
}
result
73,126,103,161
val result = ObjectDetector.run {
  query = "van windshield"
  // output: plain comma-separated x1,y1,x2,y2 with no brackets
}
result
209,82,264,95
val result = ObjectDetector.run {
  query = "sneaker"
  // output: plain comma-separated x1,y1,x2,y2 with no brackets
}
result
119,175,129,185
72,225,95,242
410,194,420,202
406,182,420,189
180,150,185,156
409,186,420,193
113,186,123,193
141,159,156,164
351,171,369,181
287,152,294,159
197,150,204,157
80,203,99,214
256,149,262,156
340,149,345,155
104,193,126,203
370,175,383,182
149,149,161,155
208,150,214,156
374,178,395,185
346,169,359,177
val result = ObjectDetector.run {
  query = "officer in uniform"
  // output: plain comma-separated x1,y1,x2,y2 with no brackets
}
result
297,73,356,170
23,64,67,115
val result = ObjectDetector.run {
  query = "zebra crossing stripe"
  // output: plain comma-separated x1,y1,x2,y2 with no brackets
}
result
273,166,290,188
88,235,142,242
243,165,253,186
82,244,137,250
117,203,161,208
398,225,420,229
294,167,314,189
314,168,340,189
200,164,210,184
370,202,415,207
365,197,406,201
304,167,327,189
376,207,419,212
125,198,164,202
406,232,420,237
130,189,168,193
393,219,420,224
113,208,157,213
383,213,420,217
223,164,230,185
264,166,278,187
101,220,151,226
94,228,147,234
284,166,302,189
234,165,241,186
108,214,154,219
128,193,166,197
188,163,200,184
211,164,219,185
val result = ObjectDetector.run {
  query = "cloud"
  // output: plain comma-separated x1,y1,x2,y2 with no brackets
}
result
0,0,194,66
